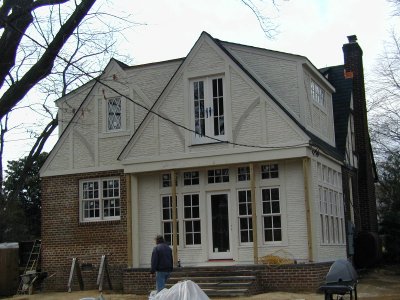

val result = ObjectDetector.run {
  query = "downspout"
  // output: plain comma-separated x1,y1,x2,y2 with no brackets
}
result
303,157,314,262
171,170,178,266
250,163,258,264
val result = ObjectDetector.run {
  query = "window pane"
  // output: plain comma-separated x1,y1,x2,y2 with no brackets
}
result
272,201,280,213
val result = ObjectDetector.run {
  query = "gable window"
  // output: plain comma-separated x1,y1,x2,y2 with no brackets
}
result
80,178,120,222
183,171,199,186
161,195,179,245
183,194,201,245
261,163,279,179
107,97,121,130
262,187,282,242
237,167,250,182
191,76,225,143
208,168,229,183
311,80,325,107
238,190,253,243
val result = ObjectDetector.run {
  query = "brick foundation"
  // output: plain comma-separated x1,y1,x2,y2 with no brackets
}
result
123,262,332,295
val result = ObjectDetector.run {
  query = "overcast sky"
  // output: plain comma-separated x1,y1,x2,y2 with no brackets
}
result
2,0,395,166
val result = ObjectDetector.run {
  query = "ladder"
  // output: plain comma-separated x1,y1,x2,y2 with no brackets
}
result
17,239,42,295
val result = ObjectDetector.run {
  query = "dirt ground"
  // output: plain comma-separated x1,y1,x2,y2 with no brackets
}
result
3,266,400,300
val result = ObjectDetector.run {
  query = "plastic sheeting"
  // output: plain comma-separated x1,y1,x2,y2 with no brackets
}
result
149,280,210,300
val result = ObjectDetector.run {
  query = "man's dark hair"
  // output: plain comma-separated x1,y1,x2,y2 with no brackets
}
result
155,235,165,244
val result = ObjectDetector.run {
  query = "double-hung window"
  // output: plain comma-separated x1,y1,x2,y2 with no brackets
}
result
183,194,201,245
238,190,253,243
191,76,225,143
80,178,121,222
261,187,282,242
161,195,179,245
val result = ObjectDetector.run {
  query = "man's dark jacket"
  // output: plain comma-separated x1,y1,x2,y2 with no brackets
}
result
150,242,173,273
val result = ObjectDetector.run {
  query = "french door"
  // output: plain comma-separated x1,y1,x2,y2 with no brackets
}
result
207,192,232,259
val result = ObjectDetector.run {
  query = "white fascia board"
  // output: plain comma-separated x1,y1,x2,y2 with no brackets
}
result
122,146,310,174
40,163,124,178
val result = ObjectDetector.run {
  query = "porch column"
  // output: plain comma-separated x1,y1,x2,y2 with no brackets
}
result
131,174,140,267
302,157,314,262
250,163,258,264
126,174,132,267
171,170,178,266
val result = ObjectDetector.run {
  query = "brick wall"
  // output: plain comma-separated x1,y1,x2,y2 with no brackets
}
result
41,170,128,291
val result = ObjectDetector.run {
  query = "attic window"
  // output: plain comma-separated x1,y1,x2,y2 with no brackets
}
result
107,97,121,130
311,80,325,107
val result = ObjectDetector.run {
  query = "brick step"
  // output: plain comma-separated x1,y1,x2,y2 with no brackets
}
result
166,268,258,297
169,275,256,283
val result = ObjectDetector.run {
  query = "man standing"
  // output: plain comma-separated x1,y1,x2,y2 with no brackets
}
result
150,235,173,292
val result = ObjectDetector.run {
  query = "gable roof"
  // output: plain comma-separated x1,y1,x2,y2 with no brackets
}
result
118,31,342,161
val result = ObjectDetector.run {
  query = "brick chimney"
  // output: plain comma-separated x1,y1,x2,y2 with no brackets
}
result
342,35,378,233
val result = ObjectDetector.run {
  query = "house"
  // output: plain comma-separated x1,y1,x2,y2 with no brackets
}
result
39,32,378,293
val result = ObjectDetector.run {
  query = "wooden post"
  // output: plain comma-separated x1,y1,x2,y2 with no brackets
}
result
97,255,113,292
250,163,258,264
171,170,178,266
303,157,314,262
126,174,133,268
67,258,83,292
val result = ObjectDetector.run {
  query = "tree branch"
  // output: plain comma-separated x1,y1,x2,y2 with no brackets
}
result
0,0,97,120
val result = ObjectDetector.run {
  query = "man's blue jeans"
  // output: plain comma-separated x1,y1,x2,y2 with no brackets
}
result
156,271,171,292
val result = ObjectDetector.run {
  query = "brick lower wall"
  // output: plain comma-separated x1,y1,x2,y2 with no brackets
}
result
41,170,128,291
123,262,332,295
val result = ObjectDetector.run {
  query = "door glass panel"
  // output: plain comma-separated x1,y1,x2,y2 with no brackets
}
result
211,194,230,253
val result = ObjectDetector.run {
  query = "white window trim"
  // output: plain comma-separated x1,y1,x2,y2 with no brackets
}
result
161,194,179,246
189,75,227,144
261,186,283,244
183,193,202,247
317,163,346,245
237,189,253,245
79,177,121,223
311,79,326,108
101,96,127,133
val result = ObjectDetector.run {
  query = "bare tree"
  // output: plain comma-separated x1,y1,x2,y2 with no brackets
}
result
369,29,400,160
241,0,280,39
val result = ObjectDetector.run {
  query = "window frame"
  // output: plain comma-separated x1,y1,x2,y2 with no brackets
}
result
261,187,282,243
183,193,201,246
261,163,279,179
190,75,226,144
107,97,122,131
311,80,326,107
317,163,345,245
80,177,121,223
237,189,253,244
207,168,229,184
161,195,179,246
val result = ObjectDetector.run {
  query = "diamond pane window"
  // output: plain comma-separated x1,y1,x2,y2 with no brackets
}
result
107,97,121,130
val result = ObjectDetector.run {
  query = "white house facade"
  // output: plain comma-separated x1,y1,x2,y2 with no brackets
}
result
40,32,351,291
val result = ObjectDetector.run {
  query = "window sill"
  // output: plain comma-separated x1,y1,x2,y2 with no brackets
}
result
99,130,131,139
79,219,121,226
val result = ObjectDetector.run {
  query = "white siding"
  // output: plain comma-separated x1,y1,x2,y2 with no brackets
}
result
224,44,301,118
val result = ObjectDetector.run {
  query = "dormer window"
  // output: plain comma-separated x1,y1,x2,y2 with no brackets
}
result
107,97,121,131
311,80,325,107
191,76,225,144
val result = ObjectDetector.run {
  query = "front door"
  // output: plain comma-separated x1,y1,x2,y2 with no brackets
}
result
208,192,232,259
